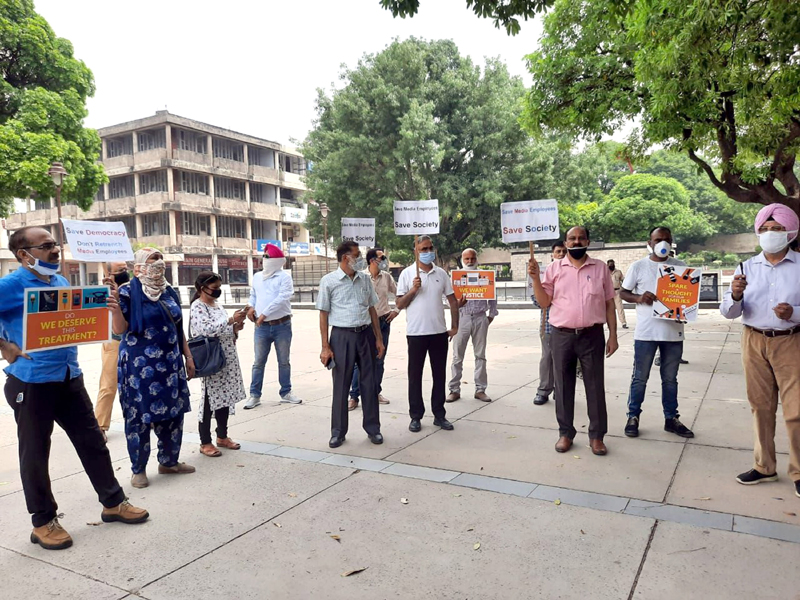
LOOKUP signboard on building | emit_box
[451,270,496,300]
[500,200,560,243]
[288,242,310,256]
[182,256,260,269]
[393,200,439,235]
[281,206,307,223]
[61,219,134,262]
[255,239,282,253]
[341,218,376,246]
[23,285,111,352]
[653,265,702,322]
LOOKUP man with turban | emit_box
[721,203,800,500]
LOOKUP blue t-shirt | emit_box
[0,268,81,383]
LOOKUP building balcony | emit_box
[135,148,169,167]
[104,155,134,172]
[172,192,213,212]
[215,198,249,217]
[280,170,306,190]
[82,197,137,219]
[178,235,213,251]
[138,234,172,249]
[173,149,211,166]
[136,191,171,213]
[249,165,280,180]
[216,237,251,251]
[213,157,247,174]
[251,202,281,221]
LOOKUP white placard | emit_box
[61,219,134,262]
[393,200,439,235]
[500,199,560,243]
[341,218,376,246]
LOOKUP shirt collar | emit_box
[753,250,798,265]
[559,255,593,269]
[17,266,51,284]
[336,267,363,281]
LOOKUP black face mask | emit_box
[205,288,222,299]
[114,271,130,285]
[608,265,615,272]
[568,246,588,260]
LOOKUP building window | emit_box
[109,175,135,199]
[250,183,278,204]
[33,196,51,211]
[176,129,207,154]
[252,219,275,239]
[279,153,306,175]
[106,135,133,158]
[216,215,246,239]
[214,177,246,200]
[179,171,209,195]
[139,171,168,194]
[106,216,136,239]
[213,138,244,162]
[248,146,275,168]
[181,212,211,236]
[137,128,166,152]
[142,213,170,237]
[94,186,105,203]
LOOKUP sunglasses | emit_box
[23,242,59,252]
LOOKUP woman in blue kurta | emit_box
[111,248,196,489]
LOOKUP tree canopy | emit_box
[0,0,106,216]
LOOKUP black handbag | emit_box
[186,306,227,378]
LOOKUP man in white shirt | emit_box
[619,226,693,438]
[396,235,459,432]
[244,243,302,408]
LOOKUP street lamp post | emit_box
[320,202,329,272]
[47,162,68,274]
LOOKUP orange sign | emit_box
[653,266,702,323]
[23,286,111,352]
[451,270,496,301]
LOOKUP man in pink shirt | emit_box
[529,226,619,456]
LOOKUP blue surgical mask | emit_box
[25,253,60,277]
[419,251,436,265]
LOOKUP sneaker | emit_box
[30,518,72,550]
[378,394,390,405]
[533,394,549,406]
[624,416,639,437]
[243,396,261,410]
[736,469,778,485]
[664,417,694,438]
[280,392,302,404]
[101,499,149,524]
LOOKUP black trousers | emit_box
[198,391,230,445]
[4,374,125,527]
[407,332,449,421]
[551,324,608,440]
[330,327,381,437]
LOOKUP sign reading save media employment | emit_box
[61,219,134,262]
[653,265,702,323]
[23,286,111,352]
[500,199,560,243]
[393,200,439,235]
[341,218,376,246]
[451,270,496,301]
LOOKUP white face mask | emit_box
[758,231,792,254]
[648,241,671,258]
[262,257,285,278]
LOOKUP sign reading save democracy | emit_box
[653,265,702,323]
[341,218,376,246]
[393,200,439,235]
[23,285,111,352]
[61,219,134,262]
[500,200,560,243]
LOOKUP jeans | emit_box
[627,340,683,420]
[350,317,391,398]
[250,320,292,398]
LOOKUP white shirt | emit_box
[622,257,686,342]
[248,269,293,321]
[397,264,454,336]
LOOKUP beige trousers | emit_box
[613,291,627,326]
[94,340,120,431]
[742,328,800,482]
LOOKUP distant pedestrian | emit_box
[532,241,566,405]
[607,259,628,329]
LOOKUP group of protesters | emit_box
[1,201,798,551]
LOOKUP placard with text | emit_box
[61,218,134,262]
[451,270,496,300]
[393,200,439,235]
[23,286,111,352]
[500,200,559,243]
[341,218,376,246]
[653,266,702,322]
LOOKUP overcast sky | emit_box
[35,0,544,146]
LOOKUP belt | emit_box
[334,324,371,333]
[265,315,291,326]
[552,324,603,335]
[379,313,392,322]
[746,325,800,338]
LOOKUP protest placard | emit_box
[61,219,134,262]
[653,265,702,322]
[393,200,439,235]
[500,200,560,244]
[341,218,376,246]
[23,285,111,352]
[451,270,496,300]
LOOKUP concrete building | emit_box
[5,111,309,291]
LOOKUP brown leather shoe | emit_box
[590,439,608,456]
[101,499,150,524]
[216,437,241,450]
[446,392,461,403]
[474,391,492,402]
[158,462,196,475]
[348,397,358,411]
[131,472,149,489]
[31,518,73,550]
[378,394,390,405]
[555,436,573,453]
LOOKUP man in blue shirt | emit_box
[0,227,148,550]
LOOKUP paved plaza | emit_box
[1,307,800,599]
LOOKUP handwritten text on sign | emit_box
[341,218,376,246]
[61,219,134,262]
[393,200,440,235]
[451,270,496,301]
[653,266,702,323]
[500,200,560,243]
[23,286,111,352]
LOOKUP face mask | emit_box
[25,253,60,277]
[419,251,436,265]
[567,246,588,260]
[113,271,130,285]
[649,241,671,259]
[205,288,222,299]
[262,257,285,278]
[349,256,367,272]
[759,231,792,254]
[142,260,166,281]
[608,265,615,272]
[377,258,389,272]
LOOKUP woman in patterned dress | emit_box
[110,248,196,489]
[189,271,247,457]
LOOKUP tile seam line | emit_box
[627,520,660,600]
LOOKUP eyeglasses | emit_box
[758,226,786,233]
[23,242,59,252]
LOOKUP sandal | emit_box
[200,444,222,457]
[216,438,241,450]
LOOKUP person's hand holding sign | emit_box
[527,258,540,279]
[638,291,658,305]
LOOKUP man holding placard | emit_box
[0,227,148,550]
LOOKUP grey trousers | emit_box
[449,313,489,393]
[537,332,555,397]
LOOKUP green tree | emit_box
[522,0,800,215]
[593,174,713,244]
[0,0,106,217]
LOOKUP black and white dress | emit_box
[189,300,246,421]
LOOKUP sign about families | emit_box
[500,200,560,243]
[652,265,702,322]
[61,219,134,262]
[341,218,376,246]
[23,285,111,352]
[451,270,496,301]
[393,200,440,235]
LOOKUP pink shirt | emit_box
[542,256,616,329]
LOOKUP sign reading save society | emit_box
[393,200,439,235]
[500,200,560,243]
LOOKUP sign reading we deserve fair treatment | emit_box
[23,286,111,352]
[393,200,439,235]
[500,200,560,243]
[451,270,496,301]
[61,219,134,262]
[341,218,376,246]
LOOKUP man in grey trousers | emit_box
[533,241,566,405]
